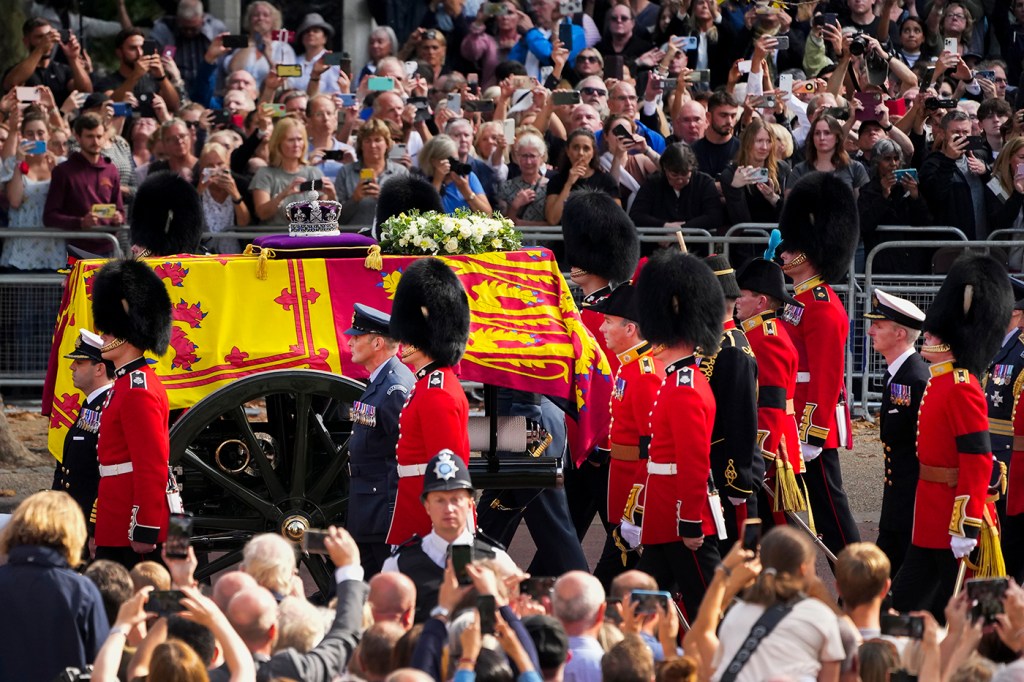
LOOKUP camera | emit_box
[849,33,868,56]
[448,157,473,176]
[54,668,92,682]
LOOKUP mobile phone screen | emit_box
[477,595,497,634]
[165,512,193,559]
[451,544,473,585]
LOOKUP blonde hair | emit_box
[835,542,891,609]
[244,0,283,32]
[131,561,172,592]
[736,118,781,192]
[0,491,87,568]
[993,135,1024,194]
[149,639,210,682]
[418,134,459,177]
[475,121,505,157]
[768,122,794,158]
[199,141,229,165]
[268,117,309,168]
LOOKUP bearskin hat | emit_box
[389,258,470,366]
[562,189,639,285]
[130,171,205,256]
[374,175,444,229]
[923,254,1012,377]
[637,250,723,355]
[778,172,859,283]
[91,259,173,355]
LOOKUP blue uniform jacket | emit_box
[348,355,416,543]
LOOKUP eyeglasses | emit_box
[945,12,967,19]
[580,86,608,96]
[610,14,632,22]
[612,94,638,102]
[995,77,1009,84]
[577,54,601,63]
[166,133,190,143]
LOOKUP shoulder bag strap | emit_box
[719,598,803,682]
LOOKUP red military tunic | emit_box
[743,311,803,473]
[606,342,664,525]
[782,275,851,450]
[578,286,620,464]
[912,361,996,548]
[1010,380,1024,516]
[386,364,470,545]
[641,356,717,544]
[95,357,170,547]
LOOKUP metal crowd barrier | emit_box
[0,231,123,387]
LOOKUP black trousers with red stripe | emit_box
[636,536,720,622]
[803,448,860,559]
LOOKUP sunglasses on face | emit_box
[580,86,607,96]
[577,54,601,63]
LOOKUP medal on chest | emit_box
[781,303,804,326]
[991,364,1014,386]
[350,401,377,427]
[889,383,911,407]
[613,376,627,401]
[77,407,101,434]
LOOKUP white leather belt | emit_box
[796,372,811,383]
[98,462,134,477]
[397,463,428,477]
[647,462,677,475]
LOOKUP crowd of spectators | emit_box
[5,489,1024,681]
[5,0,1024,273]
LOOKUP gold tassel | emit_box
[242,244,272,280]
[775,456,806,513]
[364,244,383,271]
[1000,461,1008,497]
[969,508,1007,578]
[800,476,817,534]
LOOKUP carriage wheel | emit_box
[168,369,365,596]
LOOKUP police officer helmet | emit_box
[421,449,473,500]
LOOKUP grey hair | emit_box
[552,571,605,626]
[240,533,297,595]
[418,134,459,174]
[370,26,399,56]
[870,138,904,170]
[177,0,204,21]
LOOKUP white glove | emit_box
[801,443,823,462]
[728,496,747,506]
[620,520,642,549]
[951,535,978,559]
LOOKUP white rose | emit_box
[445,237,459,253]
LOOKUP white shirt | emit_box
[887,347,916,381]
[380,529,517,574]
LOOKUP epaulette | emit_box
[764,319,778,336]
[427,369,445,389]
[676,366,694,387]
[129,370,148,389]
[721,329,738,348]
[954,368,972,384]
[639,356,656,375]
[387,383,409,396]
[812,285,831,302]
[391,534,422,555]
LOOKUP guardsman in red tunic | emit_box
[891,254,1012,618]
[385,257,471,546]
[635,250,725,621]
[91,259,173,568]
[561,190,640,549]
[735,257,806,528]
[588,283,664,586]
[778,172,861,558]
[699,254,761,553]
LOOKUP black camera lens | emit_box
[849,37,867,56]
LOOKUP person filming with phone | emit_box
[382,449,515,623]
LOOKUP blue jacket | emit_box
[0,545,109,682]
[594,121,667,154]
[347,355,416,543]
[508,25,586,79]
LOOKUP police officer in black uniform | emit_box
[381,449,516,623]
[700,255,761,553]
[343,303,416,576]
[865,289,929,577]
[52,328,114,523]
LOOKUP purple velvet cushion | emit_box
[251,233,378,259]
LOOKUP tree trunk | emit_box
[0,394,31,465]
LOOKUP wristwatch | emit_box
[429,605,450,621]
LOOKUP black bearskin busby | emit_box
[374,175,445,229]
[778,172,859,283]
[389,258,470,366]
[91,259,173,355]
[923,254,1013,377]
[130,171,205,256]
[637,250,723,356]
[562,189,639,285]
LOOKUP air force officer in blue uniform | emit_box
[345,303,416,575]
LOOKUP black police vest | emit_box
[395,536,500,623]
